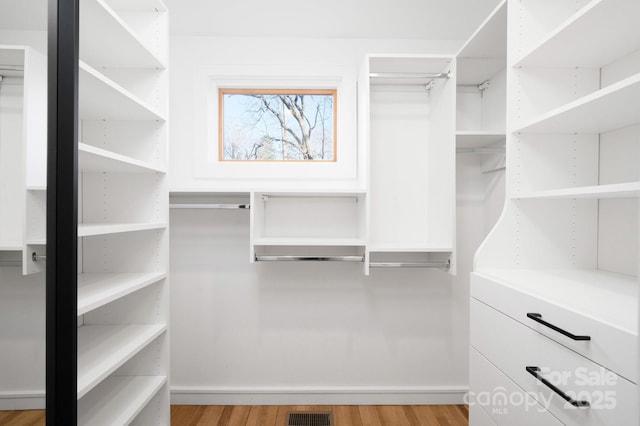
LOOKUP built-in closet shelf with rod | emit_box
[514,73,640,134]
[77,324,166,399]
[78,375,167,426]
[78,223,166,237]
[513,0,640,68]
[77,272,167,316]
[0,45,46,274]
[79,143,166,174]
[515,182,640,200]
[79,61,165,121]
[80,0,167,69]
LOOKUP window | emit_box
[218,88,336,161]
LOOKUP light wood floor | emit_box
[0,405,468,425]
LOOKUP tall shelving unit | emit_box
[455,0,507,235]
[0,45,47,275]
[75,0,169,423]
[455,0,506,164]
[360,55,456,275]
[471,0,639,423]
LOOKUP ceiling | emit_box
[159,0,500,40]
[0,0,501,41]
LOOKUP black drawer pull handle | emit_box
[526,313,590,341]
[526,366,590,407]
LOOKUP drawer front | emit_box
[470,347,564,426]
[471,273,637,383]
[471,298,638,426]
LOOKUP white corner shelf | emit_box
[79,61,166,121]
[79,223,166,237]
[78,375,167,426]
[514,0,640,68]
[477,269,638,333]
[515,72,640,134]
[79,143,166,174]
[515,182,640,200]
[457,0,507,59]
[78,271,167,316]
[456,131,506,148]
[253,237,365,247]
[456,1,506,86]
[80,0,166,69]
[77,324,166,399]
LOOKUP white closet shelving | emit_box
[455,0,507,152]
[250,191,366,262]
[360,55,456,275]
[0,45,47,275]
[472,0,639,423]
[478,0,640,283]
[77,0,169,423]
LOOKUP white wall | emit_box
[169,156,501,404]
[169,35,504,398]
[169,36,461,192]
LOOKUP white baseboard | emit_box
[0,391,45,410]
[170,386,468,405]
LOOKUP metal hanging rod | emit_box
[169,203,250,209]
[369,71,451,80]
[0,65,24,71]
[32,253,47,262]
[255,255,364,262]
[369,260,450,270]
[482,166,506,174]
[0,252,45,267]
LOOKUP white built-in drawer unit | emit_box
[471,273,638,425]
[471,271,638,383]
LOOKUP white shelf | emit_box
[79,143,165,174]
[26,186,46,191]
[80,0,165,69]
[515,182,640,200]
[78,375,166,426]
[514,0,640,68]
[457,0,507,59]
[77,324,166,398]
[79,223,166,237]
[0,243,23,251]
[107,0,168,11]
[79,61,165,121]
[515,72,640,134]
[368,245,453,253]
[78,271,167,316]
[456,131,506,148]
[253,237,365,247]
[477,269,638,333]
[25,239,46,245]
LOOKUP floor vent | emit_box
[286,411,333,426]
